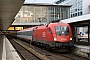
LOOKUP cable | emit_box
[54,0,60,4]
[32,0,37,4]
[54,0,59,2]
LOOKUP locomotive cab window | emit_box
[55,26,69,36]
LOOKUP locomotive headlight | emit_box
[70,37,72,40]
[54,37,57,41]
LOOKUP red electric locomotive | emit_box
[17,22,73,52]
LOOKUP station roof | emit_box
[0,0,25,31]
[23,3,71,7]
[61,14,90,24]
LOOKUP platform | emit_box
[1,35,21,60]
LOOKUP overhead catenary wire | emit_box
[32,0,37,4]
[52,0,59,4]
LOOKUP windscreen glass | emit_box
[55,26,69,36]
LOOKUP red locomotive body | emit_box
[16,22,73,52]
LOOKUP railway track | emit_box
[7,36,90,60]
[16,39,90,60]
[9,39,50,60]
[30,43,89,60]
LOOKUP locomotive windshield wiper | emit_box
[59,33,61,35]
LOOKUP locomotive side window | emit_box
[48,28,52,34]
[55,26,69,36]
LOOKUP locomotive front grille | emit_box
[55,42,69,47]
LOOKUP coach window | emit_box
[74,26,89,43]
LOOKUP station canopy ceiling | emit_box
[0,0,25,31]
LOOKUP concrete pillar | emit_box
[87,20,90,58]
